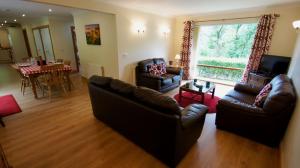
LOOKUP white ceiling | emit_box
[96,0,300,16]
[0,0,76,24]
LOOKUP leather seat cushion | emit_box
[133,87,181,115]
[89,75,112,87]
[225,90,256,105]
[110,79,136,96]
[161,74,173,86]
[172,75,181,83]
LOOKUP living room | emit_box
[1,0,300,168]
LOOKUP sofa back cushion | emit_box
[133,87,181,115]
[110,79,136,96]
[153,58,166,65]
[89,75,112,88]
[263,75,296,114]
[138,59,155,73]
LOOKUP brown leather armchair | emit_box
[135,58,183,92]
[215,75,297,147]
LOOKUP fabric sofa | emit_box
[88,76,208,167]
[215,75,296,147]
[135,58,183,92]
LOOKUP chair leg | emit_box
[48,85,52,101]
[61,82,67,95]
[0,117,5,127]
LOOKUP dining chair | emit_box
[11,64,32,95]
[56,59,64,63]
[63,60,73,88]
[40,64,67,100]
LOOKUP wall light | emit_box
[161,26,170,38]
[132,21,145,37]
[293,20,300,29]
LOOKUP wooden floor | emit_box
[0,64,279,168]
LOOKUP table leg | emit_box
[201,93,204,104]
[212,88,215,99]
[29,76,38,99]
[179,88,182,102]
[66,73,71,91]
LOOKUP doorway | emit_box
[32,25,55,62]
[22,29,32,57]
[71,26,80,72]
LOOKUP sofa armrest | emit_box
[140,73,163,80]
[166,67,183,76]
[181,104,208,128]
[218,96,265,116]
[234,82,263,95]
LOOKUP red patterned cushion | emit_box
[148,64,160,76]
[157,63,167,75]
[148,63,166,76]
[254,83,272,107]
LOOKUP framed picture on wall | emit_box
[85,24,101,45]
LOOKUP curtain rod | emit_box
[193,14,280,23]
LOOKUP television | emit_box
[257,55,291,77]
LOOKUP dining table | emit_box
[15,63,72,99]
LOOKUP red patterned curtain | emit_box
[180,21,193,80]
[242,14,277,82]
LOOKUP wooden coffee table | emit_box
[179,80,215,104]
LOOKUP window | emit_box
[194,23,257,82]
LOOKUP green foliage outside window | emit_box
[195,23,257,82]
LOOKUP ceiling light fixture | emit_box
[1,23,3,26]
[48,9,52,12]
[22,14,26,17]
[4,20,7,23]
[14,19,17,22]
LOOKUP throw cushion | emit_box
[157,63,167,75]
[148,64,166,76]
[254,83,272,107]
[148,64,160,76]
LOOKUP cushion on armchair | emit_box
[254,83,272,107]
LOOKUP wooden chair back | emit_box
[41,64,65,85]
[56,59,64,63]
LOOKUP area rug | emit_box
[0,95,22,116]
[174,92,220,113]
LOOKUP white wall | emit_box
[32,0,174,84]
[281,33,300,168]
[48,17,76,70]
[72,11,119,78]
[7,27,28,62]
[116,10,173,83]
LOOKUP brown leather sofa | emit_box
[136,58,183,92]
[88,76,208,167]
[215,75,296,147]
